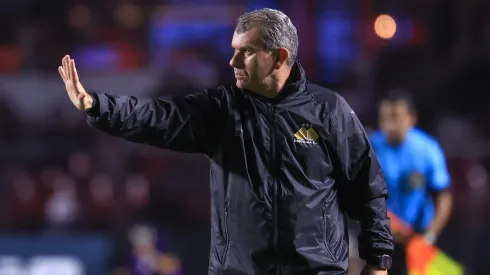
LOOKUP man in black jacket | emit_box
[58,8,393,275]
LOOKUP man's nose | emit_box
[229,53,242,68]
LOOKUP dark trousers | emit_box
[389,243,408,275]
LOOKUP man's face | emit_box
[379,101,416,143]
[230,27,276,91]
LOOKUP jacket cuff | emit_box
[358,241,394,262]
[85,91,100,117]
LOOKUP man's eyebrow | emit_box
[232,44,258,51]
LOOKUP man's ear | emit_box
[273,47,290,69]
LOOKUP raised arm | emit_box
[59,55,227,155]
[326,95,394,267]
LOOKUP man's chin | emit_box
[235,80,248,89]
[386,135,405,145]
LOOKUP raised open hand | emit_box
[58,55,93,111]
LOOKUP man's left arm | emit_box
[326,96,394,267]
[425,142,452,243]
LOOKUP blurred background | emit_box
[0,0,489,274]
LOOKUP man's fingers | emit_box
[62,56,67,80]
[65,55,72,80]
[58,66,67,82]
[71,59,80,82]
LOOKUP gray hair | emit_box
[235,8,299,66]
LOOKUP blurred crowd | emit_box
[0,94,213,273]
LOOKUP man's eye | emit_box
[244,49,253,55]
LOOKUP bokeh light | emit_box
[374,14,397,39]
[114,4,142,29]
[68,5,91,29]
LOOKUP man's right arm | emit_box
[85,89,227,155]
[59,55,227,155]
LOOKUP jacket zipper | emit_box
[221,205,230,265]
[322,206,328,248]
[269,103,279,275]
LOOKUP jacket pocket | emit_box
[321,206,337,261]
[211,203,231,267]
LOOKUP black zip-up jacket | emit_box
[85,63,393,275]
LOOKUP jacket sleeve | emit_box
[85,89,227,155]
[326,95,394,261]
